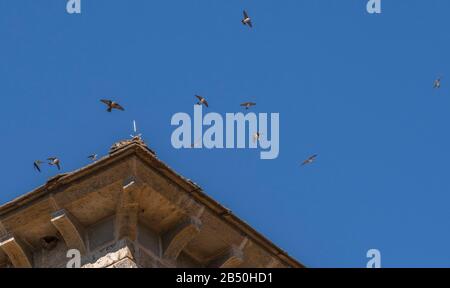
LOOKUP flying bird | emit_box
[88,154,98,162]
[100,99,125,112]
[253,132,261,143]
[195,95,209,107]
[34,160,44,172]
[241,102,256,110]
[48,157,61,170]
[301,154,318,166]
[241,10,253,28]
[434,77,442,89]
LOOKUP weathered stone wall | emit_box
[20,217,201,268]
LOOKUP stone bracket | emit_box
[51,209,87,254]
[208,245,244,268]
[0,234,32,268]
[115,177,142,241]
[162,217,202,260]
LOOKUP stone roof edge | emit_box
[0,141,305,268]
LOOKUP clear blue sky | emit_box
[1,0,450,268]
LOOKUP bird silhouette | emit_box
[241,102,256,110]
[100,99,125,112]
[434,77,442,89]
[241,10,253,28]
[47,157,61,170]
[34,160,44,172]
[253,132,262,143]
[195,95,209,107]
[301,154,318,166]
[88,154,98,162]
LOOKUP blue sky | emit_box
[1,0,450,268]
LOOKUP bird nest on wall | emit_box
[109,135,155,156]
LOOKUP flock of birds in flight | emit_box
[31,11,267,174]
[31,10,445,174]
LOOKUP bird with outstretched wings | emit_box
[88,154,98,162]
[101,99,125,112]
[34,160,44,172]
[301,154,318,166]
[195,95,209,107]
[434,77,442,89]
[241,102,256,109]
[242,10,253,28]
[48,157,61,170]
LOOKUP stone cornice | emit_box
[0,139,304,268]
